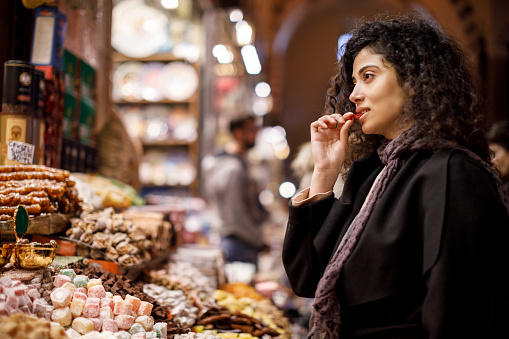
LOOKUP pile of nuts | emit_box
[65,208,158,266]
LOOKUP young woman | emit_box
[282,14,509,339]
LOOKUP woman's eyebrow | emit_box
[353,64,380,78]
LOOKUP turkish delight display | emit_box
[72,264,189,336]
[45,268,170,338]
[0,272,56,319]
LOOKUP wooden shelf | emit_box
[113,96,197,105]
[141,183,192,188]
[141,140,194,147]
[113,51,201,196]
[112,51,186,62]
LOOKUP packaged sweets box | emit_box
[31,6,68,72]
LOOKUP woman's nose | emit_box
[349,85,364,104]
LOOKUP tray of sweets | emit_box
[0,213,71,234]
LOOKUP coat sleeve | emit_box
[282,195,336,297]
[422,151,509,338]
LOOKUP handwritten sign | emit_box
[7,140,35,164]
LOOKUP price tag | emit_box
[7,140,35,164]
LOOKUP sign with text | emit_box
[7,140,35,164]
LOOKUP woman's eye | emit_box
[363,73,374,81]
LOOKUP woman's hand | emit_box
[309,113,354,196]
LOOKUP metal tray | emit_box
[0,213,71,234]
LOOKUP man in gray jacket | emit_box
[202,114,268,267]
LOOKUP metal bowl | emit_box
[1,243,15,268]
[12,241,57,269]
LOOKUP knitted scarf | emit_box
[308,127,509,338]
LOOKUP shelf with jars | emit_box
[112,52,200,195]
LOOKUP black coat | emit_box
[283,150,509,338]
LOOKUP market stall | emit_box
[0,164,292,338]
[0,0,294,338]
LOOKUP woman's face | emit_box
[349,47,406,139]
[490,143,509,179]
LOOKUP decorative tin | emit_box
[0,114,35,165]
[32,69,46,118]
[2,60,34,114]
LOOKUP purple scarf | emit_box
[308,127,509,338]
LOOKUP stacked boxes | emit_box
[60,49,97,172]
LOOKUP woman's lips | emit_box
[346,112,364,120]
[346,109,369,120]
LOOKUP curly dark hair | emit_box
[324,13,491,170]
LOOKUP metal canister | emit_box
[2,61,34,114]
[0,114,34,165]
[29,69,46,164]
[29,117,45,165]
[31,69,45,118]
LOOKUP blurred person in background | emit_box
[487,120,509,191]
[202,114,268,268]
[283,13,509,338]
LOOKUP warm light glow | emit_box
[275,145,290,160]
[252,97,272,116]
[236,20,253,45]
[173,42,200,63]
[142,88,158,101]
[213,44,233,64]
[241,45,261,75]
[217,51,234,64]
[255,82,271,97]
[229,9,243,22]
[212,44,227,58]
[161,0,178,9]
[279,182,296,198]
[259,189,274,206]
[142,20,157,32]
